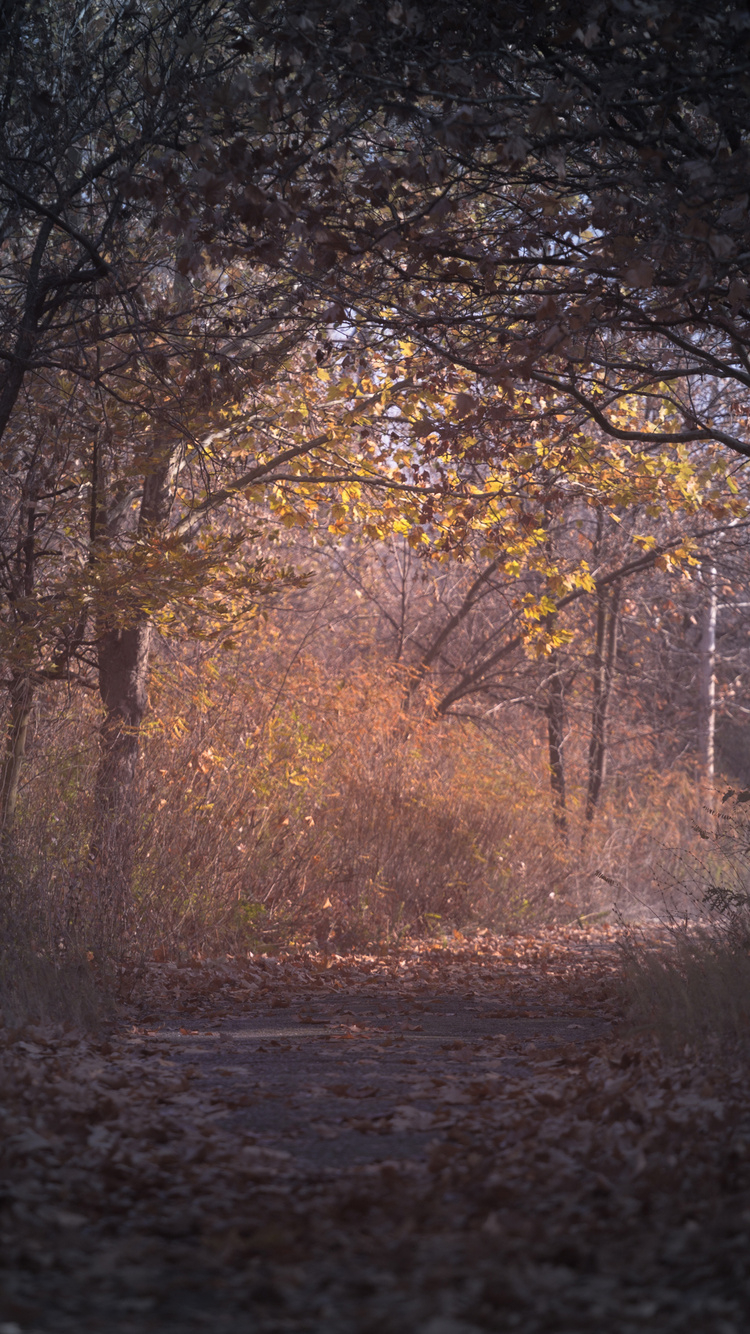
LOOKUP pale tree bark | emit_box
[584,584,621,827]
[698,562,717,817]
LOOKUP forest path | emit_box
[1,928,748,1334]
[131,928,616,1172]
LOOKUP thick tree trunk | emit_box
[0,674,34,836]
[91,619,152,903]
[585,584,620,825]
[546,653,568,842]
[698,563,717,815]
[89,445,180,908]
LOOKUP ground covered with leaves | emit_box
[1,928,748,1332]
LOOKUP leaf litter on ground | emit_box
[1,926,748,1332]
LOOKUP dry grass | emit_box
[0,632,706,1024]
[132,657,567,951]
[0,947,109,1030]
[0,855,114,1029]
[620,922,750,1051]
[619,799,750,1050]
[0,715,121,1027]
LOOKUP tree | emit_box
[0,0,255,846]
[8,0,750,888]
[698,562,718,814]
[248,0,750,795]
[0,0,382,864]
[247,2,750,466]
[316,415,748,834]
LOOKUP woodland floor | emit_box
[1,927,749,1333]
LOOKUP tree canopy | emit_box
[2,0,750,872]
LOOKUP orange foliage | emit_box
[1,606,700,962]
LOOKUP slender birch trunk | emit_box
[698,563,717,816]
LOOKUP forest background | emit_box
[3,0,750,994]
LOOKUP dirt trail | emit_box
[1,929,748,1333]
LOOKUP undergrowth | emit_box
[0,635,702,1025]
[0,856,114,1029]
[621,793,750,1050]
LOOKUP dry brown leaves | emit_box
[132,926,621,1020]
[0,928,748,1332]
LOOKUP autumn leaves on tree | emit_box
[2,0,750,914]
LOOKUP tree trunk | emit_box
[0,674,34,837]
[89,446,180,909]
[585,584,621,826]
[1,471,40,840]
[91,619,152,905]
[546,652,568,842]
[698,562,717,816]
